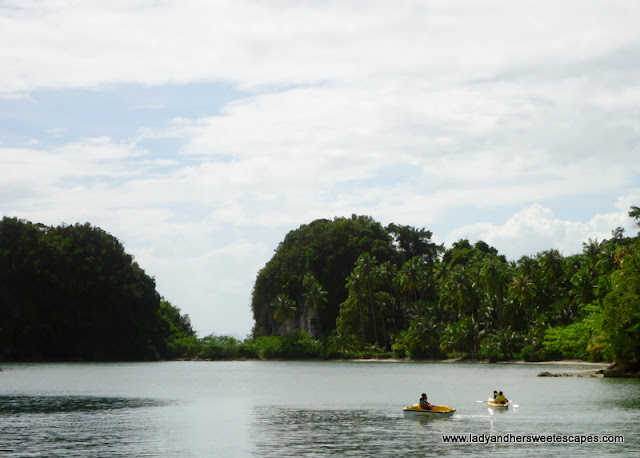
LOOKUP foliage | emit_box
[5,206,640,365]
[271,293,297,336]
[167,335,202,359]
[0,217,195,361]
[541,322,592,360]
[250,336,282,359]
[280,330,322,358]
[199,335,241,359]
[245,331,321,359]
[601,238,640,364]
[251,216,441,340]
[394,315,444,359]
[327,325,360,359]
[248,208,640,365]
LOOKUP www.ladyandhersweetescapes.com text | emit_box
[442,433,624,444]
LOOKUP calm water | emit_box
[0,361,638,456]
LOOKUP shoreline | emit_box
[306,357,625,377]
[340,357,610,367]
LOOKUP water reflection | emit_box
[598,379,640,410]
[0,395,174,457]
[251,406,451,457]
[0,395,167,414]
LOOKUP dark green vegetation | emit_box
[0,216,322,362]
[3,208,639,370]
[0,217,195,361]
[252,211,640,369]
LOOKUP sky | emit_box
[1,0,639,338]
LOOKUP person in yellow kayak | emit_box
[419,393,432,410]
[495,391,508,404]
[493,390,498,400]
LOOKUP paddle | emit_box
[476,399,519,407]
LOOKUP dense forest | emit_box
[0,217,195,361]
[2,208,639,371]
[251,210,640,371]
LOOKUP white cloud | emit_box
[2,1,640,335]
[447,201,640,260]
[2,1,640,95]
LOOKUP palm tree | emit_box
[328,325,357,359]
[479,256,508,330]
[402,315,439,358]
[397,256,429,303]
[508,271,537,330]
[629,205,640,225]
[348,254,389,348]
[582,238,601,284]
[536,249,566,310]
[441,265,477,319]
[569,268,594,309]
[495,325,520,359]
[302,273,327,338]
[271,294,297,336]
[345,270,367,350]
[516,255,539,280]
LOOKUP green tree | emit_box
[507,268,537,330]
[478,255,509,331]
[327,325,358,358]
[251,215,393,337]
[344,265,368,350]
[302,273,328,338]
[386,223,443,265]
[0,217,194,361]
[271,294,297,336]
[396,256,430,304]
[601,238,640,365]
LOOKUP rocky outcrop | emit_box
[537,360,640,378]
[537,370,603,378]
[603,360,640,378]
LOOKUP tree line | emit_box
[0,217,195,361]
[251,210,640,369]
[2,208,639,369]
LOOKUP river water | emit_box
[0,360,638,456]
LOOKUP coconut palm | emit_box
[302,273,328,338]
[508,271,537,330]
[345,270,367,349]
[271,294,297,336]
[347,254,390,348]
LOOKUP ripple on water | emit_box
[0,395,168,414]
[0,395,174,457]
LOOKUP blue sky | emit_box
[2,0,639,338]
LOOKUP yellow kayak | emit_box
[403,404,456,419]
[487,398,509,408]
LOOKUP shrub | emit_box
[542,322,591,360]
[167,335,202,359]
[237,341,259,359]
[252,335,282,359]
[199,335,240,359]
[280,330,321,358]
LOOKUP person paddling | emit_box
[495,391,508,404]
[419,393,432,410]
